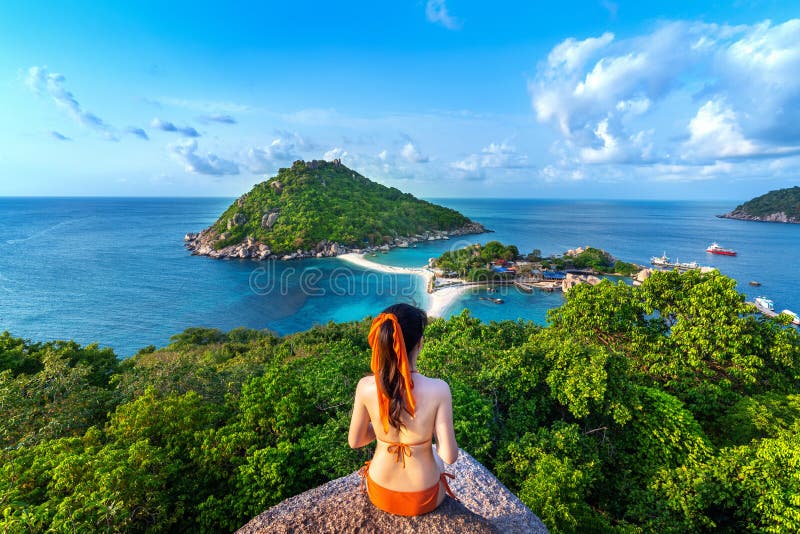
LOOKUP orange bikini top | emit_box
[376,436,432,468]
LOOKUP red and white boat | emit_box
[706,242,737,256]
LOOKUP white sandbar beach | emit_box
[337,253,471,318]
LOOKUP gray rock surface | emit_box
[719,210,799,224]
[237,449,547,534]
[185,221,486,262]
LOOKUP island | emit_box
[718,186,800,224]
[428,242,642,296]
[185,159,486,260]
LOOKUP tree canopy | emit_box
[2,270,799,532]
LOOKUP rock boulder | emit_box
[237,449,546,534]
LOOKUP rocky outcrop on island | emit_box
[562,272,602,293]
[718,186,800,224]
[236,449,547,534]
[186,159,486,261]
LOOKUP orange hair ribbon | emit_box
[367,313,416,433]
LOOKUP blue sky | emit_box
[1,1,799,200]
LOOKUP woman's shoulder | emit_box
[416,375,451,397]
[356,374,376,393]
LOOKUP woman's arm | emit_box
[433,381,458,464]
[348,378,376,448]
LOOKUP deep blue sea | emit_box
[1,197,797,357]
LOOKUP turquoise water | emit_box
[376,199,800,324]
[0,197,797,356]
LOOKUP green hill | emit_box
[720,186,800,223]
[186,159,484,259]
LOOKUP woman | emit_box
[348,303,459,516]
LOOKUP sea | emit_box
[0,197,798,357]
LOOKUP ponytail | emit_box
[376,320,408,430]
[367,304,427,432]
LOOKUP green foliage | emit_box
[570,247,613,271]
[0,338,118,449]
[613,260,639,276]
[728,185,800,220]
[434,240,519,279]
[2,270,800,532]
[207,160,475,254]
[717,393,800,446]
[496,422,609,533]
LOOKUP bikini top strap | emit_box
[375,436,432,468]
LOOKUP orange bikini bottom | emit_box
[358,461,457,516]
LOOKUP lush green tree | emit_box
[2,270,800,532]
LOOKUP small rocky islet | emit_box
[185,159,486,260]
[718,186,800,224]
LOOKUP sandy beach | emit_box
[337,253,471,318]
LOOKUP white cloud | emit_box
[150,118,200,137]
[615,97,651,115]
[26,66,116,140]
[683,99,756,159]
[401,142,429,163]
[169,139,239,176]
[547,32,614,74]
[425,0,461,30]
[451,141,529,179]
[531,18,800,180]
[539,165,586,182]
[479,142,529,168]
[324,147,349,161]
[245,133,309,173]
[579,119,622,164]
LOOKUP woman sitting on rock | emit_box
[349,303,459,516]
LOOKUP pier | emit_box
[750,301,778,318]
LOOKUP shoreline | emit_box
[184,221,487,261]
[337,253,470,318]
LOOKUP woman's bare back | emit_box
[351,372,457,491]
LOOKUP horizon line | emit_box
[0,195,745,203]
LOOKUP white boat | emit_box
[754,296,775,311]
[651,253,670,266]
[780,309,800,326]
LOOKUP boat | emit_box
[706,242,737,256]
[754,296,774,312]
[780,309,800,326]
[650,253,698,270]
[478,296,504,304]
[749,281,761,287]
[650,253,670,266]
